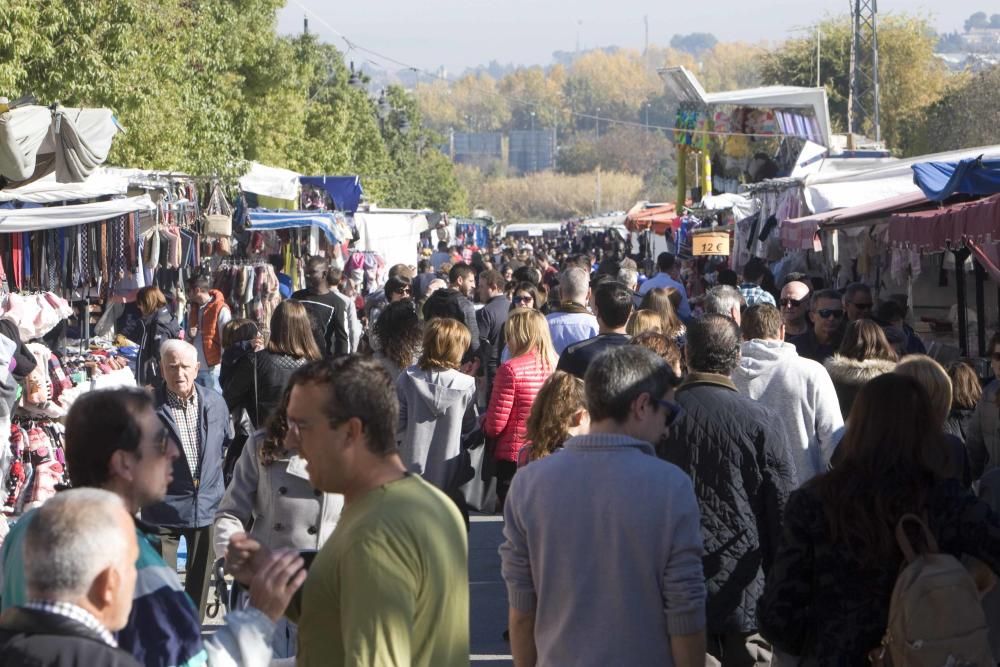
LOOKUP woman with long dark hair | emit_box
[223,300,321,430]
[758,373,1000,663]
[372,299,422,381]
[824,319,898,419]
[134,286,180,387]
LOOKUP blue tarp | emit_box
[912,157,1000,202]
[245,210,342,244]
[300,175,363,213]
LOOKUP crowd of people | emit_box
[3,231,1000,666]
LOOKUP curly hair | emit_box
[258,383,293,467]
[374,299,422,371]
[525,371,586,462]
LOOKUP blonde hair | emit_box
[525,371,586,461]
[504,308,557,368]
[418,318,470,371]
[136,286,167,317]
[626,309,664,337]
[894,355,952,428]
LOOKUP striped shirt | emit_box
[166,389,201,481]
[24,600,117,647]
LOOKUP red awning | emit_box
[888,194,1000,252]
[625,203,677,234]
[785,191,930,228]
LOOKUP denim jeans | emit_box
[196,366,222,394]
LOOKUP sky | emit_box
[276,0,987,74]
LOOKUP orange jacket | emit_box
[189,290,228,367]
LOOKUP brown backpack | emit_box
[869,514,993,666]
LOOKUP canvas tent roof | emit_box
[239,162,301,201]
[0,195,154,232]
[0,105,123,187]
[912,158,1000,202]
[659,66,833,147]
[245,210,343,244]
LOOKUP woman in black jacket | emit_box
[134,287,180,387]
[758,373,1000,664]
[223,300,320,430]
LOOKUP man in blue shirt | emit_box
[638,253,692,320]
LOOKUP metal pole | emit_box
[816,26,822,87]
[595,109,600,140]
[956,249,971,356]
[975,258,987,356]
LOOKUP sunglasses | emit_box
[779,297,804,308]
[513,295,534,304]
[656,399,685,429]
[849,302,873,310]
[816,308,844,320]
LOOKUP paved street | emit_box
[470,514,513,665]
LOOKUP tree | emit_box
[497,66,569,132]
[670,33,718,56]
[992,14,1000,28]
[966,12,990,31]
[760,14,949,155]
[911,65,998,154]
[563,49,662,129]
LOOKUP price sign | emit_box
[692,232,731,256]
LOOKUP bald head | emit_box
[160,340,199,397]
[779,281,811,331]
[781,281,810,301]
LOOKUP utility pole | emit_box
[303,15,309,35]
[816,26,822,87]
[848,0,881,145]
[595,108,600,140]
[643,15,649,57]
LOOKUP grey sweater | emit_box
[500,433,706,667]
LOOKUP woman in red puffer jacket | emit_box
[485,308,557,508]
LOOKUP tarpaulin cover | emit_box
[239,162,301,202]
[0,195,154,232]
[353,211,428,269]
[912,158,1000,202]
[0,105,122,185]
[888,194,1000,252]
[625,203,677,234]
[246,210,342,244]
[300,175,363,213]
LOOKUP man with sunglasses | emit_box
[659,314,794,666]
[789,289,845,364]
[778,281,811,338]
[501,346,707,667]
[0,388,297,667]
[842,282,874,322]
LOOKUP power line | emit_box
[287,0,798,141]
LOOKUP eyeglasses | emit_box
[849,302,873,310]
[656,399,685,429]
[394,286,411,295]
[816,308,844,320]
[779,297,804,308]
[148,427,173,457]
[513,295,534,304]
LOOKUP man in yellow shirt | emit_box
[225,356,469,667]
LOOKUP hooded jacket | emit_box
[823,354,897,419]
[659,372,795,634]
[396,366,476,492]
[732,339,843,485]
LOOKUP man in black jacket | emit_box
[0,488,142,667]
[659,313,794,667]
[476,269,510,399]
[291,255,350,358]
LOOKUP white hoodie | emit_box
[732,338,844,486]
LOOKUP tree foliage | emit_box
[913,65,999,154]
[0,0,466,210]
[670,33,718,56]
[760,14,949,154]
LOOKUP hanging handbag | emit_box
[203,183,233,237]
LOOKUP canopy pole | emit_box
[955,248,971,357]
[975,259,987,357]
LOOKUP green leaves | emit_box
[0,0,467,211]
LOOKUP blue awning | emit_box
[300,175,363,213]
[245,210,342,244]
[912,157,1000,202]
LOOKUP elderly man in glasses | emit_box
[789,289,845,364]
[778,281,811,338]
[660,314,794,666]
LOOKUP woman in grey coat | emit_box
[213,388,343,659]
[396,318,477,513]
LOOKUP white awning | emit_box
[0,195,155,232]
[0,166,143,203]
[0,105,123,185]
[239,161,301,201]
